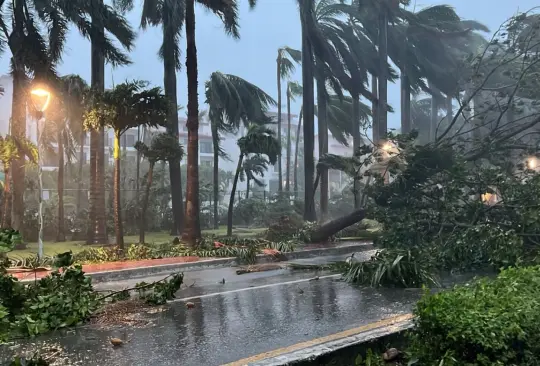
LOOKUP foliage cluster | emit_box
[0,229,22,253]
[0,250,185,343]
[409,266,540,365]
[71,237,295,266]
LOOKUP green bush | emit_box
[410,265,540,365]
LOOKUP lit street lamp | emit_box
[30,86,51,259]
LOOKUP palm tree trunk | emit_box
[183,0,201,244]
[286,88,292,192]
[140,162,154,244]
[76,130,85,216]
[227,154,244,236]
[377,9,388,143]
[246,177,250,199]
[316,73,328,221]
[87,130,97,243]
[371,75,379,142]
[136,126,141,221]
[113,132,124,249]
[90,8,108,244]
[277,57,283,192]
[10,63,26,233]
[2,166,11,228]
[352,95,362,209]
[211,120,220,229]
[300,0,317,222]
[400,71,411,134]
[56,130,66,242]
[163,23,184,236]
[294,107,303,199]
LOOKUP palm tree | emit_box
[241,155,269,199]
[182,0,260,244]
[286,81,302,193]
[84,81,169,249]
[227,125,280,236]
[0,0,68,232]
[205,71,276,229]
[0,136,37,229]
[117,0,186,236]
[298,0,317,221]
[42,76,85,242]
[60,0,135,244]
[277,47,302,192]
[135,133,183,244]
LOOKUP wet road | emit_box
[1,273,419,366]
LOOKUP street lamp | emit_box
[527,156,538,170]
[30,86,51,259]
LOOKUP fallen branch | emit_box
[98,273,177,301]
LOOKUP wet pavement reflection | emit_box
[1,277,419,366]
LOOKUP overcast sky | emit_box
[0,0,536,131]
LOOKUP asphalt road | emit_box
[2,252,421,366]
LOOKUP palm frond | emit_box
[197,0,240,38]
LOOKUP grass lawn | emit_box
[10,226,268,258]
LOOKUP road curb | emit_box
[40,242,372,284]
[226,314,413,366]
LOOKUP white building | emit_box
[0,74,352,195]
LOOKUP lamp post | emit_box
[30,87,51,259]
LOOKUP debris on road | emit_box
[236,263,283,275]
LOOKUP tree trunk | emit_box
[286,87,292,192]
[277,57,283,192]
[352,95,361,209]
[377,10,388,144]
[183,0,201,244]
[227,154,244,236]
[371,75,379,142]
[87,129,97,243]
[246,177,251,199]
[10,63,26,233]
[163,23,184,236]
[140,162,154,244]
[76,130,85,216]
[400,71,411,134]
[2,167,11,228]
[113,132,124,249]
[300,1,317,222]
[294,106,303,199]
[430,87,439,142]
[316,74,328,221]
[446,94,453,127]
[136,126,141,224]
[56,129,66,242]
[310,209,366,243]
[211,120,220,229]
[90,7,108,244]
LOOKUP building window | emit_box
[200,141,212,154]
[126,134,135,147]
[200,156,213,167]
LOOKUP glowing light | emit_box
[481,192,493,203]
[382,142,393,151]
[30,87,51,112]
[527,156,538,170]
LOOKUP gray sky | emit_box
[1,0,536,130]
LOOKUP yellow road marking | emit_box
[223,313,413,366]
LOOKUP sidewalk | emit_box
[10,241,373,283]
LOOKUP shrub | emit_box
[265,215,304,242]
[233,199,267,227]
[409,265,540,365]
